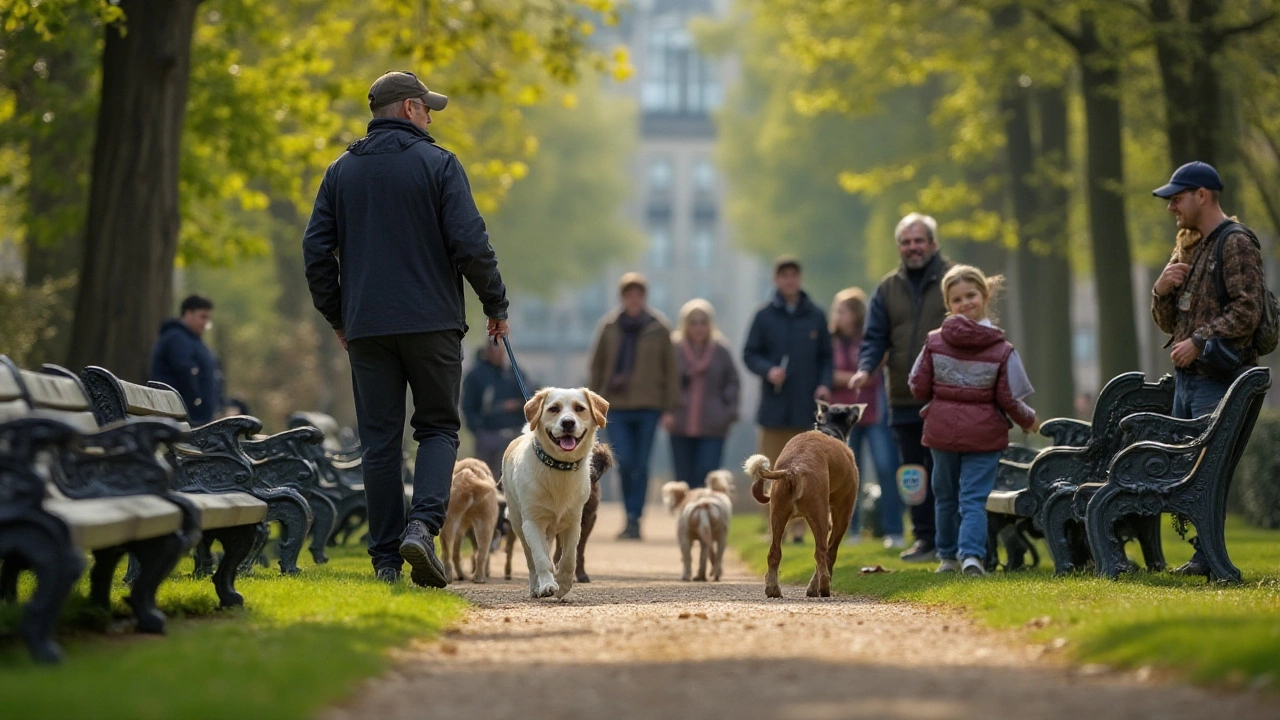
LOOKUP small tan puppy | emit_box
[502,387,609,599]
[440,458,501,583]
[744,402,863,599]
[662,470,735,582]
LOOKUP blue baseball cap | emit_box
[1152,161,1223,198]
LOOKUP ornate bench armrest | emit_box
[0,416,79,462]
[243,427,324,462]
[1117,412,1212,447]
[1040,418,1092,447]
[78,419,188,455]
[1026,445,1089,499]
[1105,439,1205,492]
[189,415,262,454]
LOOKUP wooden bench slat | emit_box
[122,382,189,420]
[19,369,92,412]
[43,495,183,551]
[178,491,268,529]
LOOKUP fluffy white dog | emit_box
[661,470,735,582]
[502,387,609,599]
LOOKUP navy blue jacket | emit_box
[149,319,221,425]
[461,356,527,433]
[742,290,834,429]
[303,118,508,341]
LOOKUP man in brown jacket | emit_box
[589,273,680,539]
[1151,161,1265,576]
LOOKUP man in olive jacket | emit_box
[588,273,680,539]
[851,213,953,562]
[304,71,509,588]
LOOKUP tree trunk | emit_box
[1033,85,1077,419]
[1151,0,1225,167]
[1078,17,1139,381]
[67,0,202,381]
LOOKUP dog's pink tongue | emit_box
[557,436,578,452]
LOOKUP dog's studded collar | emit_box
[814,424,848,442]
[533,440,581,472]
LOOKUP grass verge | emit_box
[730,514,1280,689]
[0,542,466,720]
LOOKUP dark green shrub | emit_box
[1230,409,1280,528]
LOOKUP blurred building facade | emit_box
[499,0,768,490]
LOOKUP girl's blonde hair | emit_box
[673,298,724,343]
[942,264,1005,323]
[829,287,868,339]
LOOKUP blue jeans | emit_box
[847,422,903,536]
[669,435,726,489]
[1173,369,1231,419]
[930,449,1001,561]
[606,409,662,521]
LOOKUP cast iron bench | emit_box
[984,371,1175,573]
[1085,367,1271,582]
[78,366,315,575]
[286,411,368,548]
[0,358,198,662]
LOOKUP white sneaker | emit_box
[935,559,960,573]
[883,534,905,549]
[961,556,986,576]
[844,533,864,546]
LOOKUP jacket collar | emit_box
[896,251,947,284]
[533,440,581,472]
[365,117,435,141]
[770,289,814,312]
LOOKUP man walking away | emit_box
[304,71,510,587]
[149,294,222,425]
[850,213,953,562]
[1151,161,1267,577]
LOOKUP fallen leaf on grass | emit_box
[859,565,892,574]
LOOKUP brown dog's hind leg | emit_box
[804,512,831,598]
[824,495,856,596]
[576,503,596,583]
[504,532,515,580]
[765,500,791,598]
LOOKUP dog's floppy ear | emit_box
[585,389,610,428]
[523,388,548,427]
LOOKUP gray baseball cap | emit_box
[367,71,448,112]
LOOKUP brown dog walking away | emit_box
[744,402,863,598]
[440,458,501,583]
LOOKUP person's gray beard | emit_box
[904,255,927,270]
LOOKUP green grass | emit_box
[0,542,466,720]
[730,515,1280,688]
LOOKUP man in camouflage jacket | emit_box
[1151,161,1264,576]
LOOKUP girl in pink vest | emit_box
[908,265,1038,576]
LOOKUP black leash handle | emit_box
[501,335,532,402]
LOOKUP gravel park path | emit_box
[324,504,1276,720]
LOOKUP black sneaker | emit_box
[899,540,937,563]
[616,519,641,540]
[1171,560,1210,577]
[400,520,448,588]
[375,566,402,584]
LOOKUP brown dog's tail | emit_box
[589,443,615,484]
[744,454,788,505]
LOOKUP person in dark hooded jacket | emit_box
[303,71,510,588]
[149,294,221,425]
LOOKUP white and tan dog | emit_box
[502,387,609,599]
[661,470,735,582]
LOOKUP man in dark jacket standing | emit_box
[303,71,510,587]
[850,213,953,562]
[461,342,527,482]
[150,294,222,425]
[743,256,833,541]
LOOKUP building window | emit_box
[641,21,722,116]
[647,225,671,268]
[692,225,716,269]
[648,156,673,193]
[693,158,717,193]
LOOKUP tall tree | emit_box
[67,0,201,380]
[1028,4,1141,381]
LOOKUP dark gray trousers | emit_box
[348,330,462,571]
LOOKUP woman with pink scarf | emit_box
[668,299,741,488]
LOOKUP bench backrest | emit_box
[81,366,190,429]
[0,357,98,433]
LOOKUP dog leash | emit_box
[501,335,532,402]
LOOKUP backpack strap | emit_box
[1213,221,1261,309]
